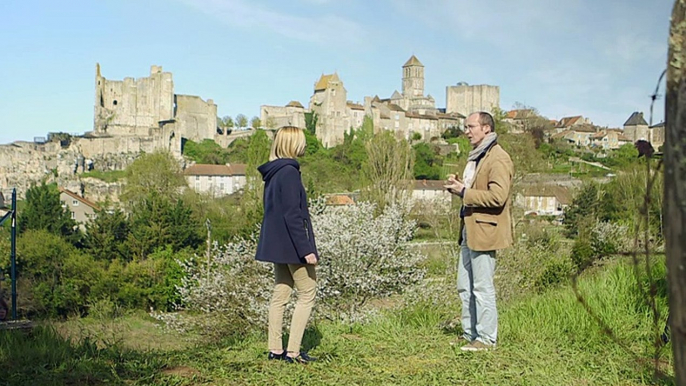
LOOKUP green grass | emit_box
[81,170,127,183]
[0,260,674,385]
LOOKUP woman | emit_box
[255,126,318,364]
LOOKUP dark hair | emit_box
[477,112,495,133]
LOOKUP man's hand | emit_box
[304,253,318,265]
[444,174,465,195]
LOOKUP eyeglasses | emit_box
[464,124,482,132]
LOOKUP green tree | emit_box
[305,112,318,135]
[126,192,203,259]
[20,182,79,243]
[564,182,604,238]
[250,116,262,129]
[236,114,248,129]
[84,207,130,261]
[121,150,186,204]
[413,142,443,180]
[183,139,228,165]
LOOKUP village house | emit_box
[503,109,537,133]
[590,129,632,150]
[555,115,592,133]
[412,180,451,203]
[59,188,100,230]
[183,163,247,197]
[622,112,665,149]
[516,185,571,217]
[552,125,597,147]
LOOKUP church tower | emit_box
[402,55,424,98]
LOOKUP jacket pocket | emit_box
[303,219,310,240]
[473,213,498,225]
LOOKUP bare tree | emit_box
[361,131,414,210]
[235,114,248,129]
[665,1,686,383]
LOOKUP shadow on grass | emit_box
[0,325,167,386]
[282,325,322,353]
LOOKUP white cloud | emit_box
[176,0,366,47]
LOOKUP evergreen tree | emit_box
[84,207,130,261]
[20,182,79,243]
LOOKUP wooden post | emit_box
[665,1,686,383]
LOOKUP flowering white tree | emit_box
[156,200,427,335]
[313,201,426,322]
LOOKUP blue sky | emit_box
[0,0,673,144]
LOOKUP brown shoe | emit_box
[449,336,470,346]
[460,340,496,352]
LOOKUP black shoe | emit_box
[285,352,317,364]
[268,351,286,360]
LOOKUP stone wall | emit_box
[446,84,500,116]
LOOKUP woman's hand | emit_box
[304,253,318,265]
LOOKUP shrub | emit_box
[312,201,426,322]
[159,200,426,336]
[16,230,102,318]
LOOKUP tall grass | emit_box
[0,258,673,385]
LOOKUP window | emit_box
[195,176,200,181]
[72,200,79,206]
[71,212,75,219]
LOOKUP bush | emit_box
[15,230,102,318]
[571,238,595,272]
[312,200,426,322]
[159,200,426,336]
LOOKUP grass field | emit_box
[0,258,674,386]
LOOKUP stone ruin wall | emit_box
[0,134,169,202]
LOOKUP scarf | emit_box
[462,133,498,188]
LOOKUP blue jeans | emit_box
[458,229,497,345]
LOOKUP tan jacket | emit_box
[459,144,514,251]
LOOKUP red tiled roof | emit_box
[326,194,355,205]
[506,109,535,119]
[58,188,100,210]
[184,163,247,176]
[286,101,304,108]
[558,116,582,127]
[521,185,571,205]
[414,180,446,191]
[347,102,364,110]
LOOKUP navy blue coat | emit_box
[255,158,318,264]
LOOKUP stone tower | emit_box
[402,55,425,98]
[309,73,350,147]
[94,64,175,136]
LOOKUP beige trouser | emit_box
[268,263,317,353]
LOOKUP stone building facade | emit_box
[94,64,221,156]
[446,83,500,116]
[262,55,464,147]
[309,73,353,147]
[184,163,247,198]
[260,101,306,130]
[622,112,664,148]
[1,64,223,200]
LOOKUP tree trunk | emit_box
[665,1,686,383]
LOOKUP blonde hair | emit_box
[269,126,307,161]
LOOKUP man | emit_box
[444,111,514,352]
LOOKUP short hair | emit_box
[269,126,307,161]
[477,111,495,133]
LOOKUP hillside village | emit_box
[0,56,662,224]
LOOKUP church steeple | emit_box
[402,55,425,97]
